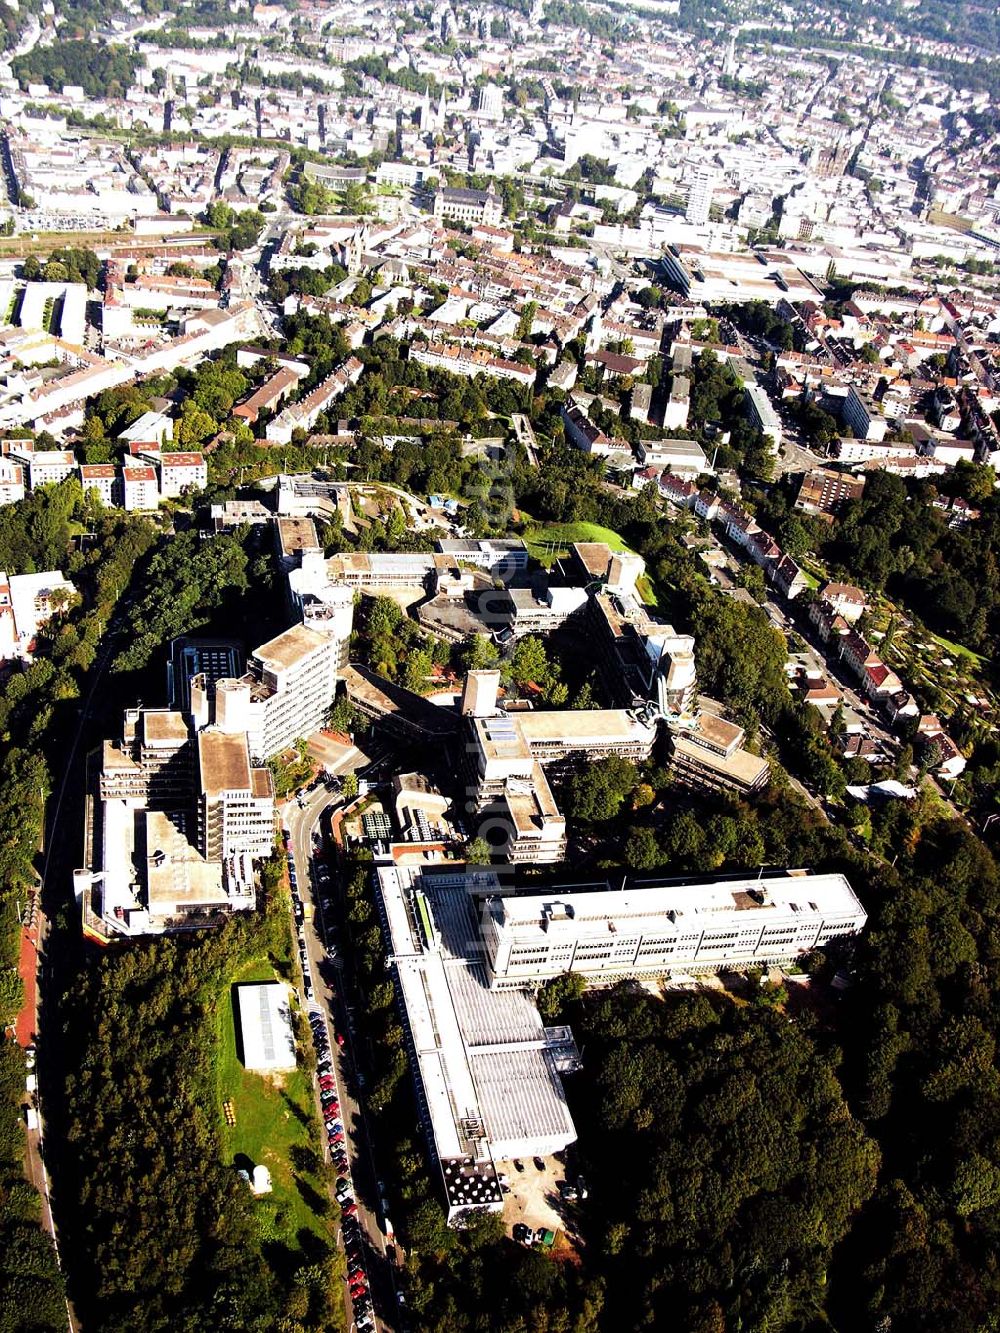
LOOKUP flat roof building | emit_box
[375,864,578,1221]
[235,981,297,1072]
[480,870,866,987]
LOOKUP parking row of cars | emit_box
[308,1004,373,1329]
[290,829,376,1333]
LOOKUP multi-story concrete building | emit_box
[197,728,275,860]
[685,167,716,226]
[591,589,698,718]
[478,82,504,122]
[159,451,207,498]
[99,708,195,809]
[374,864,578,1223]
[82,704,268,942]
[661,375,691,430]
[744,383,783,451]
[122,465,160,511]
[79,463,118,506]
[246,622,339,759]
[668,710,770,795]
[842,385,887,442]
[479,871,867,987]
[28,449,77,489]
[0,458,25,506]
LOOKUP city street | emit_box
[284,752,402,1333]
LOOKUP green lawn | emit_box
[929,631,987,666]
[215,960,333,1249]
[635,573,659,607]
[522,521,634,567]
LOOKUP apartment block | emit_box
[79,463,118,506]
[159,452,207,498]
[842,385,887,442]
[122,465,160,511]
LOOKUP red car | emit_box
[335,1031,346,1047]
[342,1201,358,1217]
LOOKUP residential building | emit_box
[744,384,782,451]
[265,358,364,443]
[28,450,77,489]
[122,465,160,511]
[561,403,612,455]
[662,374,691,429]
[842,386,887,442]
[409,342,536,387]
[795,469,866,521]
[820,582,867,623]
[79,463,117,506]
[159,452,208,498]
[0,459,25,506]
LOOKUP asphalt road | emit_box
[285,756,402,1333]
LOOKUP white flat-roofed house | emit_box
[636,437,707,476]
[235,981,297,1072]
[79,463,117,506]
[159,451,207,498]
[118,410,174,446]
[28,449,77,489]
[3,568,76,660]
[122,465,160,511]
[0,459,25,506]
[481,871,867,987]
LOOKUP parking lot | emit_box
[498,1154,582,1254]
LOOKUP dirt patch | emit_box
[497,1154,582,1258]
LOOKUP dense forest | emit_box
[0,1039,63,1332]
[11,41,138,97]
[756,465,1000,656]
[56,879,343,1332]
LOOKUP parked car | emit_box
[512,1223,532,1244]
